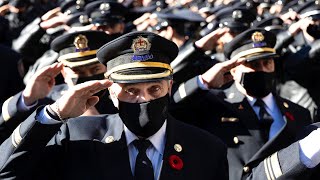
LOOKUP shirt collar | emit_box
[246,93,276,113]
[124,121,167,155]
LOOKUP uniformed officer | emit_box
[85,0,127,34]
[146,8,216,86]
[0,30,118,144]
[0,31,228,180]
[171,28,313,179]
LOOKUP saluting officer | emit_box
[0,30,118,144]
[171,28,313,180]
[0,31,228,180]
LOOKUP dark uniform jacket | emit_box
[0,109,228,180]
[171,77,313,180]
[0,84,117,144]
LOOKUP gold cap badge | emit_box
[74,34,89,51]
[131,36,151,54]
[251,32,264,42]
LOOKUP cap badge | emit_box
[131,36,153,61]
[100,3,110,11]
[252,31,266,48]
[232,10,243,19]
[79,15,89,24]
[74,35,90,52]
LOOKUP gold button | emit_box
[233,137,239,144]
[174,144,183,152]
[238,104,244,110]
[283,102,289,108]
[105,136,114,143]
[243,166,250,173]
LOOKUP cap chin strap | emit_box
[231,47,275,60]
[104,62,173,78]
[58,50,97,62]
[109,70,172,81]
[58,57,99,68]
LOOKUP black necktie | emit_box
[254,99,274,143]
[133,139,154,180]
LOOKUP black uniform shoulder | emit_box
[279,96,310,113]
[63,114,121,140]
[172,116,227,152]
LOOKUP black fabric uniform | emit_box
[171,78,312,180]
[0,108,228,180]
[0,44,24,106]
[0,83,117,144]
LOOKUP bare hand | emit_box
[51,79,113,119]
[195,27,230,51]
[23,63,63,106]
[40,11,69,30]
[288,17,313,35]
[201,57,246,89]
[41,7,61,21]
[0,4,9,16]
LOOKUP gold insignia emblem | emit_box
[251,32,264,42]
[131,36,151,54]
[174,144,183,152]
[74,35,89,50]
[283,102,289,108]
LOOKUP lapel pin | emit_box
[174,144,182,152]
[285,112,295,121]
[238,104,244,110]
[283,102,289,108]
[169,155,183,170]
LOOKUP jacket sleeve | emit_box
[0,106,63,179]
[0,92,53,144]
[245,141,310,180]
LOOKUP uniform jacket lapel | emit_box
[247,94,298,165]
[159,116,186,180]
[96,115,133,179]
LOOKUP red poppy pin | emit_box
[169,155,183,170]
[285,112,294,121]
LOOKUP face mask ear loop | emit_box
[240,72,246,87]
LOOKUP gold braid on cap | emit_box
[104,62,173,78]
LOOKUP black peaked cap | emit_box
[97,31,178,83]
[51,30,118,68]
[224,28,277,61]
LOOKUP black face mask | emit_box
[240,71,275,98]
[307,24,320,39]
[71,73,106,97]
[118,94,169,138]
